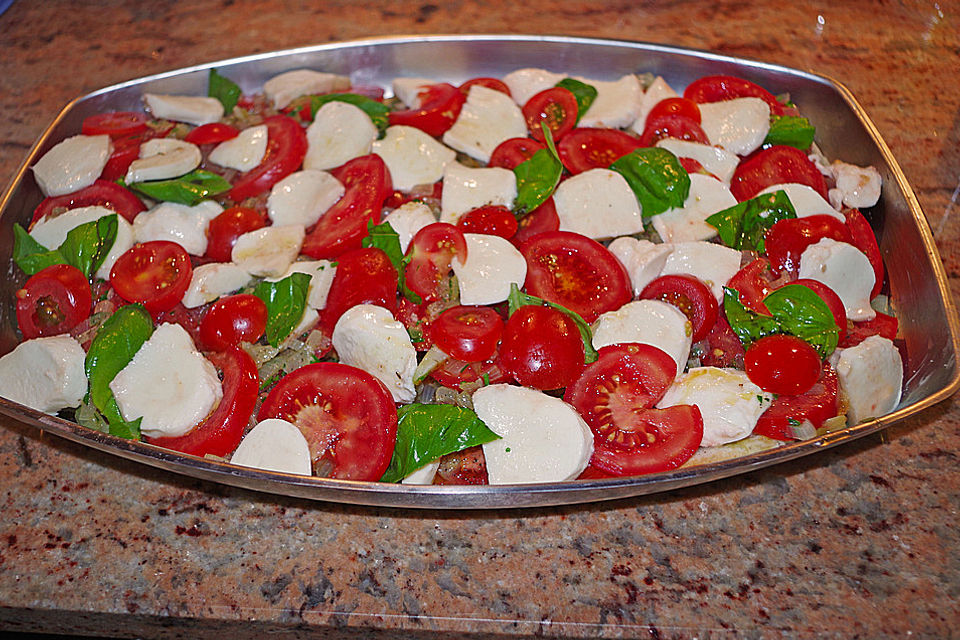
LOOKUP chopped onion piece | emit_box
[413,345,448,384]
[790,419,818,440]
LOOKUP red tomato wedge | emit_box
[404,223,468,303]
[511,197,560,247]
[82,111,149,138]
[99,132,145,182]
[388,83,465,138]
[109,241,192,315]
[184,122,240,145]
[430,353,510,390]
[16,264,92,340]
[522,87,578,142]
[843,208,885,298]
[638,114,709,148]
[640,274,718,343]
[31,180,146,226]
[520,231,632,323]
[683,74,786,116]
[301,154,393,260]
[146,348,259,458]
[257,362,398,481]
[730,145,829,202]
[456,205,518,239]
[204,205,267,263]
[459,77,511,97]
[228,115,307,202]
[727,257,780,315]
[430,305,504,363]
[753,363,839,440]
[840,311,898,348]
[647,97,701,124]
[500,305,585,390]
[556,128,643,174]
[489,137,545,170]
[764,214,853,277]
[320,247,399,334]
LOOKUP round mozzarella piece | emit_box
[372,125,456,191]
[29,205,134,280]
[473,384,594,484]
[698,97,770,156]
[230,418,313,476]
[591,299,692,375]
[798,238,876,321]
[133,200,223,256]
[759,183,845,222]
[655,138,739,184]
[574,74,643,129]
[263,69,350,110]
[125,138,202,184]
[660,241,743,302]
[303,101,378,171]
[32,134,111,197]
[607,237,673,296]
[208,124,268,172]
[231,224,305,277]
[266,260,337,310]
[0,335,87,414]
[651,173,736,243]
[442,85,527,164]
[440,163,517,225]
[502,68,566,106]
[553,168,643,239]
[391,77,436,108]
[267,169,345,228]
[657,367,773,447]
[181,263,252,308]
[628,76,680,134]
[831,161,882,209]
[831,335,903,424]
[143,93,224,125]
[383,202,437,253]
[451,233,527,305]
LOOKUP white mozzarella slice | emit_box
[32,134,111,197]
[798,238,876,321]
[474,384,593,484]
[660,241,742,302]
[655,138,739,184]
[266,260,337,310]
[303,101,378,171]
[372,125,456,191]
[125,138,202,184]
[231,224,305,278]
[440,163,517,224]
[110,323,223,439]
[267,169,345,228]
[832,161,882,209]
[607,237,673,296]
[133,200,223,256]
[230,418,313,475]
[0,335,87,414]
[831,335,903,424]
[501,68,566,106]
[591,300,692,375]
[657,367,773,447]
[575,74,643,129]
[628,76,679,134]
[29,205,133,280]
[382,202,437,253]
[332,304,417,403]
[180,263,252,309]
[759,183,845,222]
[698,97,770,156]
[652,173,736,243]
[262,69,350,110]
[442,85,527,163]
[208,124,268,172]
[401,460,441,485]
[451,233,527,305]
[143,93,224,125]
[553,168,643,239]
[392,77,436,108]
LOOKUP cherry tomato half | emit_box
[109,241,193,315]
[16,264,92,339]
[430,305,504,363]
[640,274,718,343]
[764,214,853,277]
[99,131,145,182]
[730,145,828,202]
[556,128,643,174]
[753,363,839,440]
[638,114,709,148]
[840,311,898,349]
[456,205,518,239]
[727,257,779,315]
[320,247,399,334]
[745,334,822,396]
[228,115,308,202]
[198,294,268,351]
[433,446,489,485]
[489,137,545,170]
[700,313,746,369]
[257,362,398,481]
[522,87,578,143]
[646,97,702,125]
[844,208,885,299]
[82,111,149,138]
[31,180,146,227]
[683,74,786,116]
[511,197,560,247]
[430,353,510,391]
[404,223,468,303]
[500,305,585,390]
[184,122,240,145]
[204,205,268,263]
[459,77,511,97]
[388,83,465,138]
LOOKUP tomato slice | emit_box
[753,363,839,440]
[839,311,898,348]
[430,305,504,363]
[184,122,240,145]
[204,205,268,263]
[31,180,146,226]
[500,305,585,390]
[301,154,393,260]
[638,114,709,148]
[82,111,149,138]
[388,83,465,138]
[16,264,92,339]
[730,145,829,202]
[564,343,703,476]
[556,128,643,174]
[745,334,822,396]
[764,214,853,277]
[520,230,632,323]
[257,362,398,481]
[432,446,489,485]
[683,74,786,116]
[198,294,268,351]
[511,197,560,247]
[404,223,468,303]
[646,97,702,124]
[228,115,307,202]
[489,137,545,170]
[843,208,885,299]
[146,348,259,457]
[522,87,578,143]
[320,247,399,334]
[640,274,718,343]
[109,241,193,315]
[459,77,511,97]
[456,205,518,239]
[726,257,779,315]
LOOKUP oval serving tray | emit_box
[1,34,957,509]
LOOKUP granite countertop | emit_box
[1,1,958,637]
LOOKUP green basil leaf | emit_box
[129,170,232,206]
[13,224,65,275]
[362,219,422,304]
[85,304,154,427]
[555,78,597,123]
[722,288,780,350]
[507,283,598,364]
[513,148,562,216]
[209,68,241,113]
[108,414,142,440]
[310,93,391,133]
[706,190,796,253]
[610,148,690,218]
[763,284,839,358]
[58,214,118,277]
[380,403,500,483]
[764,115,816,150]
[254,272,311,347]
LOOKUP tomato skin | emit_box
[839,311,898,348]
[146,348,259,457]
[745,334,822,395]
[301,154,393,260]
[556,128,643,174]
[730,145,829,202]
[228,115,307,202]
[459,77,511,97]
[843,208,885,299]
[31,180,146,226]
[430,353,510,390]
[432,446,489,485]
[764,214,853,277]
[257,362,398,481]
[638,114,709,148]
[489,137,545,170]
[99,132,144,182]
[727,257,778,315]
[198,294,268,351]
[647,97,702,125]
[520,231,632,323]
[522,87,578,143]
[640,274,718,343]
[500,305,585,390]
[700,313,746,369]
[184,122,240,145]
[430,305,504,363]
[404,223,468,303]
[320,247,399,334]
[16,264,92,339]
[82,111,148,138]
[109,241,193,315]
[511,197,559,247]
[753,363,839,440]
[790,278,847,342]
[456,205,518,239]
[388,83,465,138]
[204,205,268,263]
[683,74,786,116]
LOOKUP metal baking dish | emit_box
[1,35,957,509]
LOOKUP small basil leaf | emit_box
[129,170,232,206]
[309,93,391,133]
[763,284,839,358]
[723,288,780,350]
[555,78,597,123]
[362,219,422,304]
[507,283,598,364]
[108,413,142,440]
[706,190,796,253]
[380,403,500,483]
[13,224,65,275]
[764,115,816,150]
[513,148,562,216]
[610,148,690,218]
[58,214,119,277]
[254,272,311,347]
[209,68,242,113]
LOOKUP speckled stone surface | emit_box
[1,1,959,638]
